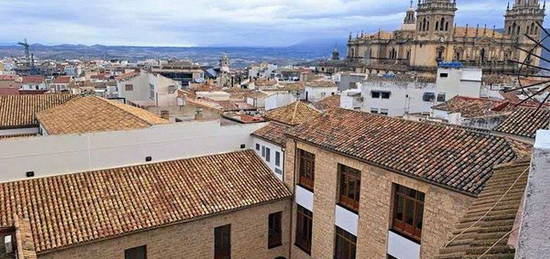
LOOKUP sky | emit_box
[0,0,548,47]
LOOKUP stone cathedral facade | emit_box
[346,0,546,74]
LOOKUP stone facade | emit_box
[39,200,291,259]
[284,140,475,259]
[347,0,546,73]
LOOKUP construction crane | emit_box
[18,39,31,66]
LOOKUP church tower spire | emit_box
[415,0,457,40]
[505,0,545,40]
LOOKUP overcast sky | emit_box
[0,0,548,47]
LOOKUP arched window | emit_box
[435,21,439,31]
[480,48,486,62]
[445,22,449,31]
[440,17,445,31]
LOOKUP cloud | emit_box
[0,0,547,47]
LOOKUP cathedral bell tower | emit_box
[415,0,457,40]
[504,0,546,41]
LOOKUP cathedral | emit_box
[346,0,546,74]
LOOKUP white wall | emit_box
[265,92,297,111]
[436,67,482,100]
[305,86,338,102]
[252,137,284,181]
[359,81,439,116]
[0,127,39,137]
[0,121,266,182]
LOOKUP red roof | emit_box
[0,75,18,81]
[0,88,19,95]
[53,76,71,84]
[21,76,45,84]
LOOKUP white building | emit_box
[117,71,181,107]
[264,92,298,111]
[251,122,292,181]
[20,76,47,91]
[304,80,338,102]
[343,67,483,117]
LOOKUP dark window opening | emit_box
[275,151,281,167]
[125,245,146,259]
[295,206,312,254]
[215,225,231,259]
[268,212,283,249]
[256,143,260,151]
[439,73,448,78]
[266,147,271,162]
[334,227,356,259]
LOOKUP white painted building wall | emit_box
[359,80,439,116]
[304,86,338,102]
[264,92,297,111]
[117,72,180,106]
[252,137,284,181]
[0,121,266,182]
[436,67,482,100]
[0,127,39,137]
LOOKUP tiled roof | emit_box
[313,95,341,111]
[36,96,168,135]
[115,71,139,81]
[0,94,77,129]
[252,121,293,147]
[432,96,512,118]
[305,79,337,88]
[21,76,45,84]
[494,107,550,139]
[0,133,36,140]
[453,26,504,39]
[265,101,321,126]
[52,76,71,84]
[0,150,291,255]
[287,109,524,195]
[436,161,530,258]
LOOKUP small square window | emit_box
[440,73,449,78]
[371,91,381,99]
[125,245,146,259]
[437,93,446,102]
[370,108,379,114]
[381,92,391,99]
[125,84,134,91]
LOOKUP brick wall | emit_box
[285,140,475,259]
[39,199,291,259]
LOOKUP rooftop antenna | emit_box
[504,21,550,115]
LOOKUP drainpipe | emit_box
[288,139,298,259]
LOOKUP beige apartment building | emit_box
[283,109,528,259]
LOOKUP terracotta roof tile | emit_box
[0,150,291,254]
[494,107,550,139]
[265,101,321,126]
[52,76,71,84]
[21,76,45,84]
[252,122,293,147]
[313,95,341,111]
[436,161,530,258]
[36,96,168,135]
[287,109,524,195]
[0,94,78,129]
[432,96,512,118]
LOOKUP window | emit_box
[215,225,231,259]
[295,206,313,254]
[439,73,448,78]
[437,93,446,102]
[266,147,271,162]
[256,143,260,151]
[168,85,176,94]
[371,91,381,98]
[381,92,391,99]
[262,146,266,157]
[370,108,379,114]
[275,151,281,167]
[380,109,389,116]
[392,185,425,242]
[297,149,315,190]
[149,84,155,100]
[125,245,146,259]
[338,164,361,212]
[268,212,283,248]
[334,227,356,259]
[422,92,436,102]
[125,84,134,91]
